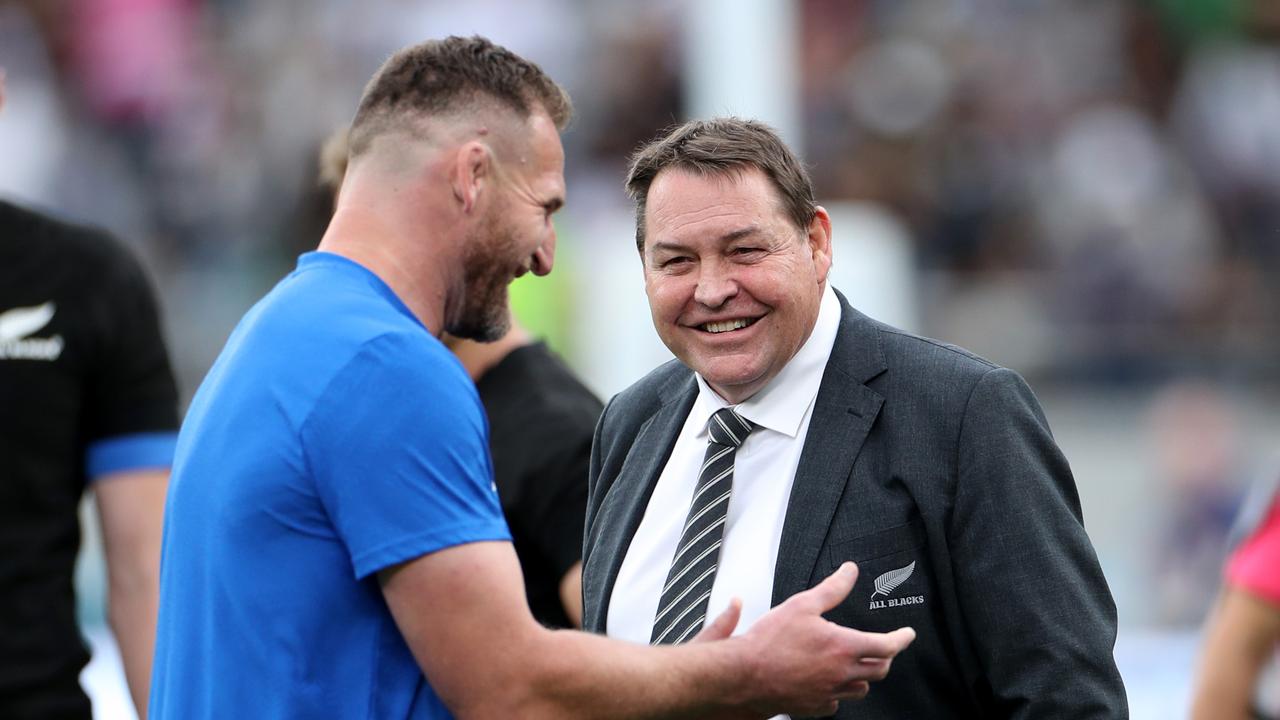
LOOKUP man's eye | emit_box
[661,257,690,268]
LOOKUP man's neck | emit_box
[318,198,456,337]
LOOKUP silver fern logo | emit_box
[868,560,925,610]
[871,561,915,598]
[0,302,63,361]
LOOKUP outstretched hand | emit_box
[738,562,916,718]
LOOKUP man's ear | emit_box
[451,141,492,214]
[808,206,834,283]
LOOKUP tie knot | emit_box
[708,407,755,448]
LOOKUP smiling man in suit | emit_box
[583,117,1129,718]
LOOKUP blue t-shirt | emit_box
[150,252,510,719]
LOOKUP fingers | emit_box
[796,561,859,614]
[693,598,742,643]
[835,679,871,701]
[850,656,893,682]
[830,625,914,689]
[875,626,917,656]
[839,624,916,662]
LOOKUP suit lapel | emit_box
[772,293,886,605]
[583,377,696,632]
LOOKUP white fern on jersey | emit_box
[0,302,55,342]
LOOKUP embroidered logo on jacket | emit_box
[0,302,63,361]
[868,560,925,610]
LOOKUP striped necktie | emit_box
[651,406,756,644]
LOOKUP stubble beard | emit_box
[448,211,518,343]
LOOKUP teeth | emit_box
[703,318,752,334]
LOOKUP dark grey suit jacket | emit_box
[583,292,1128,719]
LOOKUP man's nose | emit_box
[531,228,557,277]
[693,262,737,308]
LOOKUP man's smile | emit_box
[698,317,759,334]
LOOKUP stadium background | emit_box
[2,0,1278,717]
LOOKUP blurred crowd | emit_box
[801,0,1280,386]
[4,0,1278,387]
[2,0,1277,634]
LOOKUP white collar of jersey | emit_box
[693,284,841,440]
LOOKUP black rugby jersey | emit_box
[0,199,178,719]
[477,341,601,629]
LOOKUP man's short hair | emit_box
[624,118,817,253]
[348,35,572,158]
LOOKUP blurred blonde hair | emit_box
[318,126,350,199]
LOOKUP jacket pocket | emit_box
[823,516,926,567]
[821,517,934,633]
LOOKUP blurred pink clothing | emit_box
[1228,493,1280,605]
[67,0,201,122]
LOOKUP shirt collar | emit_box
[692,285,841,439]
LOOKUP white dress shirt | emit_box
[607,286,841,716]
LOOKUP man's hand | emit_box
[738,562,916,718]
[692,598,743,643]
[385,545,912,720]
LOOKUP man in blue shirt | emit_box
[150,36,915,719]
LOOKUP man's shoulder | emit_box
[1,199,149,290]
[838,305,1003,386]
[485,342,603,416]
[838,308,1053,450]
[875,323,999,376]
[601,358,692,428]
[257,263,437,356]
[210,273,466,425]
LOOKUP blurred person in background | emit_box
[0,69,178,720]
[1190,473,1280,720]
[438,317,598,627]
[318,127,599,628]
[150,36,914,719]
[583,117,1127,719]
[1146,380,1249,626]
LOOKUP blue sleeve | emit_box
[302,332,510,580]
[85,431,178,481]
